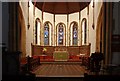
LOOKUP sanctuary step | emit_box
[40,61,82,64]
[36,77,84,81]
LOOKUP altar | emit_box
[53,51,69,61]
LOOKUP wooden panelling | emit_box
[67,46,80,56]
[32,45,54,56]
[32,44,91,57]
[43,46,54,56]
[32,45,43,56]
[79,45,90,56]
[55,46,67,51]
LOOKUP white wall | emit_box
[87,0,103,55]
[35,7,42,21]
[19,2,28,56]
[55,15,67,26]
[88,0,96,54]
[43,12,54,24]
[94,0,103,30]
[81,7,88,23]
[27,1,34,56]
[80,6,89,47]
[34,6,42,45]
[69,12,79,23]
[19,1,34,57]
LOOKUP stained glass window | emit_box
[58,24,64,45]
[73,23,78,45]
[44,23,49,45]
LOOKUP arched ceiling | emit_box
[33,2,91,14]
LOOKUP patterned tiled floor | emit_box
[32,64,86,77]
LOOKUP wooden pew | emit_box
[27,56,40,71]
[20,56,40,74]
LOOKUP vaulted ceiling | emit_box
[33,2,91,14]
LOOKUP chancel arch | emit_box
[69,21,78,46]
[35,18,41,45]
[56,23,66,46]
[81,18,87,45]
[43,21,53,46]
